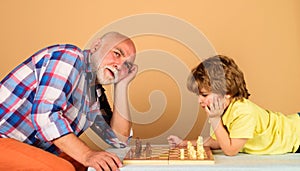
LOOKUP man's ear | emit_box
[90,38,102,53]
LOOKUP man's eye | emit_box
[114,51,121,57]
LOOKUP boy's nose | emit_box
[198,96,203,104]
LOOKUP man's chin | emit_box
[95,78,111,85]
[96,72,116,85]
[98,78,119,85]
[99,80,113,85]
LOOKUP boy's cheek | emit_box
[206,96,214,106]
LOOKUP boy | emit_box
[168,55,300,156]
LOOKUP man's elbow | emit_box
[118,130,131,137]
[112,127,131,139]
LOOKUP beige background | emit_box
[1,0,299,149]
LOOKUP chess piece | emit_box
[196,136,205,159]
[144,142,152,157]
[135,137,142,158]
[180,148,185,159]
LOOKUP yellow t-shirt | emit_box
[211,98,300,154]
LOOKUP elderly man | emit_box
[0,32,137,171]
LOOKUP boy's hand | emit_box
[205,94,226,118]
[167,135,183,147]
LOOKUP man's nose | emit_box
[113,57,126,69]
[113,64,118,69]
[113,62,127,72]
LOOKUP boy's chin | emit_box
[201,105,210,110]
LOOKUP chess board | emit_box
[123,145,215,165]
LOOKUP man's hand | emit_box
[83,150,122,171]
[116,64,138,87]
[53,133,122,171]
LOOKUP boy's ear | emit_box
[90,38,102,53]
[225,95,231,99]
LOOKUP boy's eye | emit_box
[201,93,208,97]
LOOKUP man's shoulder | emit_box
[47,44,83,53]
[30,44,83,61]
[29,44,86,72]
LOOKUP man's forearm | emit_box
[53,132,123,169]
[111,83,132,140]
[52,133,92,166]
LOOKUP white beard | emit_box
[96,66,119,85]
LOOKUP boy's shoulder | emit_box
[229,98,259,115]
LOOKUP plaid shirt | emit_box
[0,44,128,154]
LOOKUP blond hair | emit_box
[187,55,250,100]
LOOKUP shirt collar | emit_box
[83,50,92,73]
[83,50,96,84]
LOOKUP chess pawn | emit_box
[134,137,142,158]
[191,149,197,159]
[144,142,152,158]
[187,141,192,150]
[188,146,196,159]
[180,149,185,159]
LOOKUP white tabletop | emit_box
[88,146,300,171]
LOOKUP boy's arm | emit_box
[208,117,247,156]
[204,136,221,150]
[205,95,247,156]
